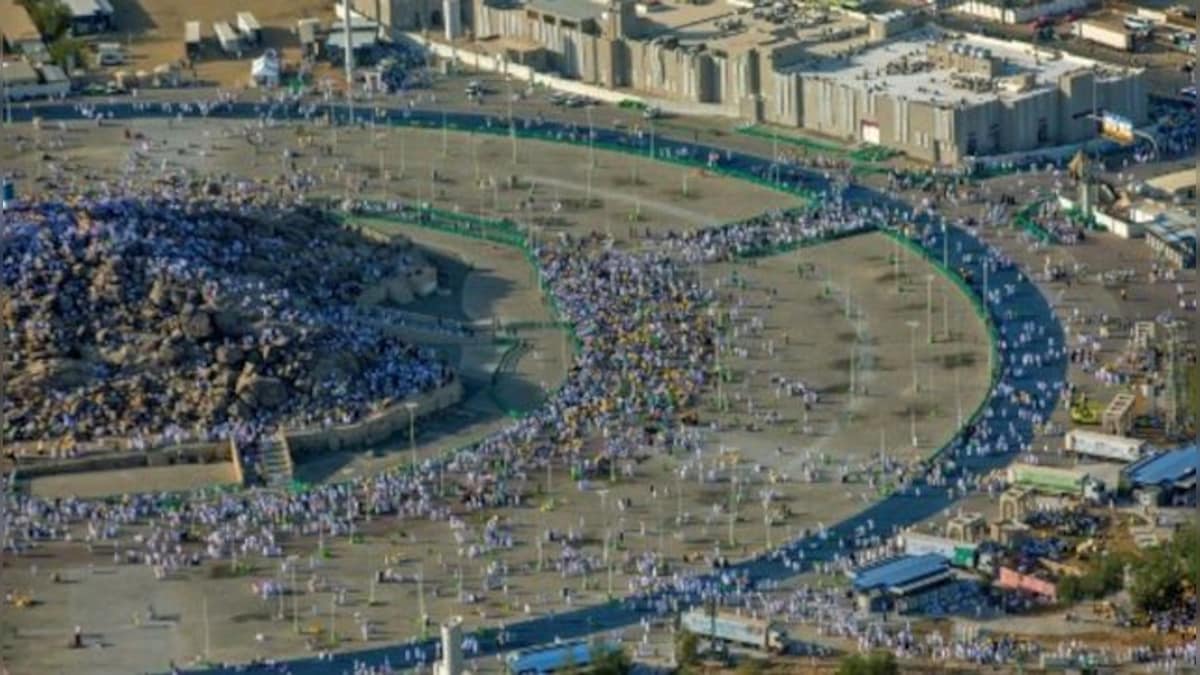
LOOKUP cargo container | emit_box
[237,12,262,45]
[1008,462,1105,499]
[1075,20,1133,50]
[213,21,242,55]
[1064,429,1147,463]
[184,21,202,57]
[680,609,786,653]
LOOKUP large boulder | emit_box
[182,310,215,341]
[235,372,288,410]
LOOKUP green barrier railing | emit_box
[1013,197,1055,244]
[332,199,583,421]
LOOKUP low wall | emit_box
[13,440,230,481]
[12,382,461,482]
[283,378,465,458]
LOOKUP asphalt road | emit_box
[3,100,1068,675]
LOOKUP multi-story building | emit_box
[363,0,1147,164]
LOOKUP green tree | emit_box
[18,0,72,41]
[1129,545,1183,614]
[675,630,699,668]
[837,651,898,675]
[48,36,87,69]
[1058,553,1127,604]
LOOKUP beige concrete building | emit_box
[370,0,1146,164]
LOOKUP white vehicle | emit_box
[237,12,262,45]
[96,42,124,66]
[680,609,786,653]
[643,105,661,120]
[1123,15,1152,33]
[1075,20,1133,51]
[213,21,242,55]
[1064,429,1147,463]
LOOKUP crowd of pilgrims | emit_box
[3,92,1196,670]
[1,192,873,580]
[1,187,451,450]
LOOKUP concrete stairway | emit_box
[258,437,294,489]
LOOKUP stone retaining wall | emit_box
[12,380,464,482]
[13,440,231,481]
[283,378,465,459]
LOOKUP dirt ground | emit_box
[101,0,332,88]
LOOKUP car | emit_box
[1123,16,1152,34]
[1178,86,1197,100]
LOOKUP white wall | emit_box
[411,34,739,117]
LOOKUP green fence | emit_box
[1013,197,1056,244]
[332,199,582,421]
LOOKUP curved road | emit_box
[3,100,1069,674]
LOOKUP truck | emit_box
[679,608,786,653]
[213,21,242,56]
[184,21,202,58]
[1075,20,1133,51]
[1064,429,1147,463]
[1008,462,1106,501]
[237,12,262,45]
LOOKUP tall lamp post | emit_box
[906,320,920,394]
[405,401,419,472]
[1,40,11,126]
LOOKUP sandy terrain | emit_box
[103,0,332,88]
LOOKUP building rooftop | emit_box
[0,0,41,43]
[850,554,950,593]
[1146,167,1197,196]
[638,2,863,59]
[0,59,40,85]
[1126,445,1199,487]
[781,27,1134,106]
[62,0,114,18]
[527,0,606,23]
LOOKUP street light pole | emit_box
[906,320,920,394]
[405,402,418,472]
[926,275,934,344]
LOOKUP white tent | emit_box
[250,49,280,88]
